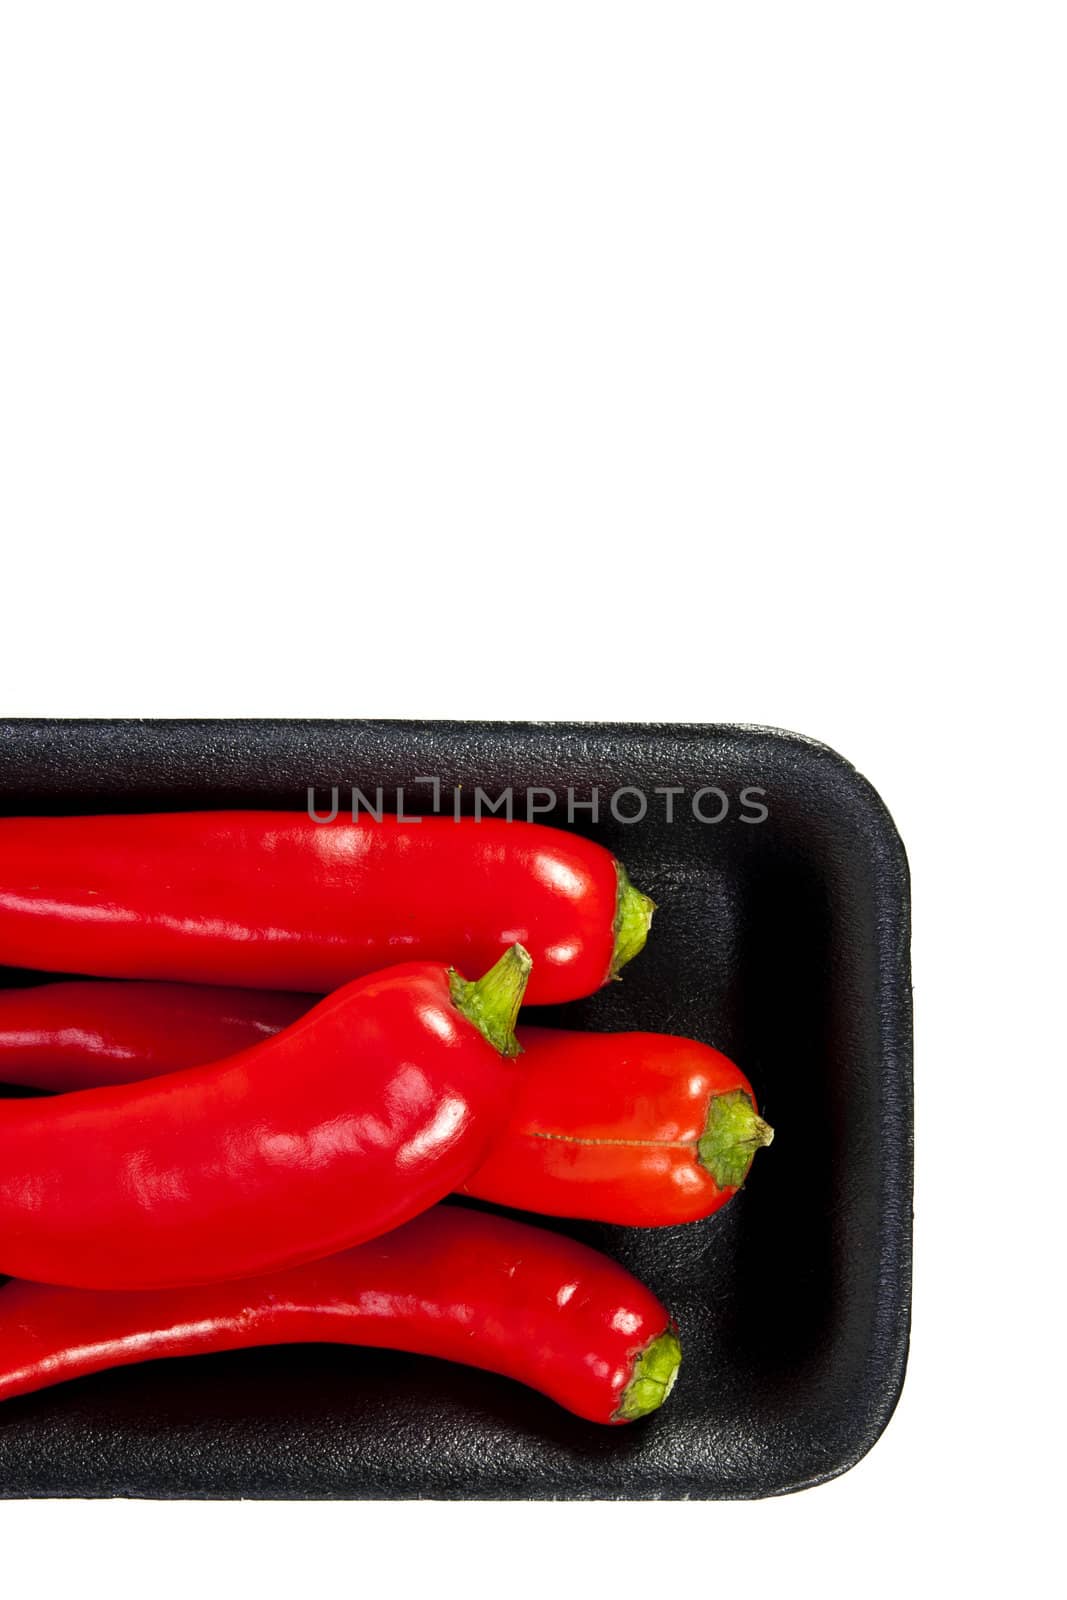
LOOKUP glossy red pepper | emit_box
[0,812,653,1005]
[0,1206,681,1424]
[0,948,530,1290]
[465,1027,774,1224]
[0,981,313,1091]
[0,982,773,1226]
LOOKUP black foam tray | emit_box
[0,719,912,1499]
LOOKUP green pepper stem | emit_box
[610,862,656,979]
[614,1328,682,1422]
[697,1089,774,1190]
[449,944,532,1058]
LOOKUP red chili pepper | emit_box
[464,1027,774,1224]
[0,1206,681,1424]
[0,812,653,1005]
[0,948,531,1290]
[0,982,773,1226]
[0,981,313,1091]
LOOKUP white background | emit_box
[0,4,1063,1596]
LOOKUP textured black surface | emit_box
[0,720,912,1500]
